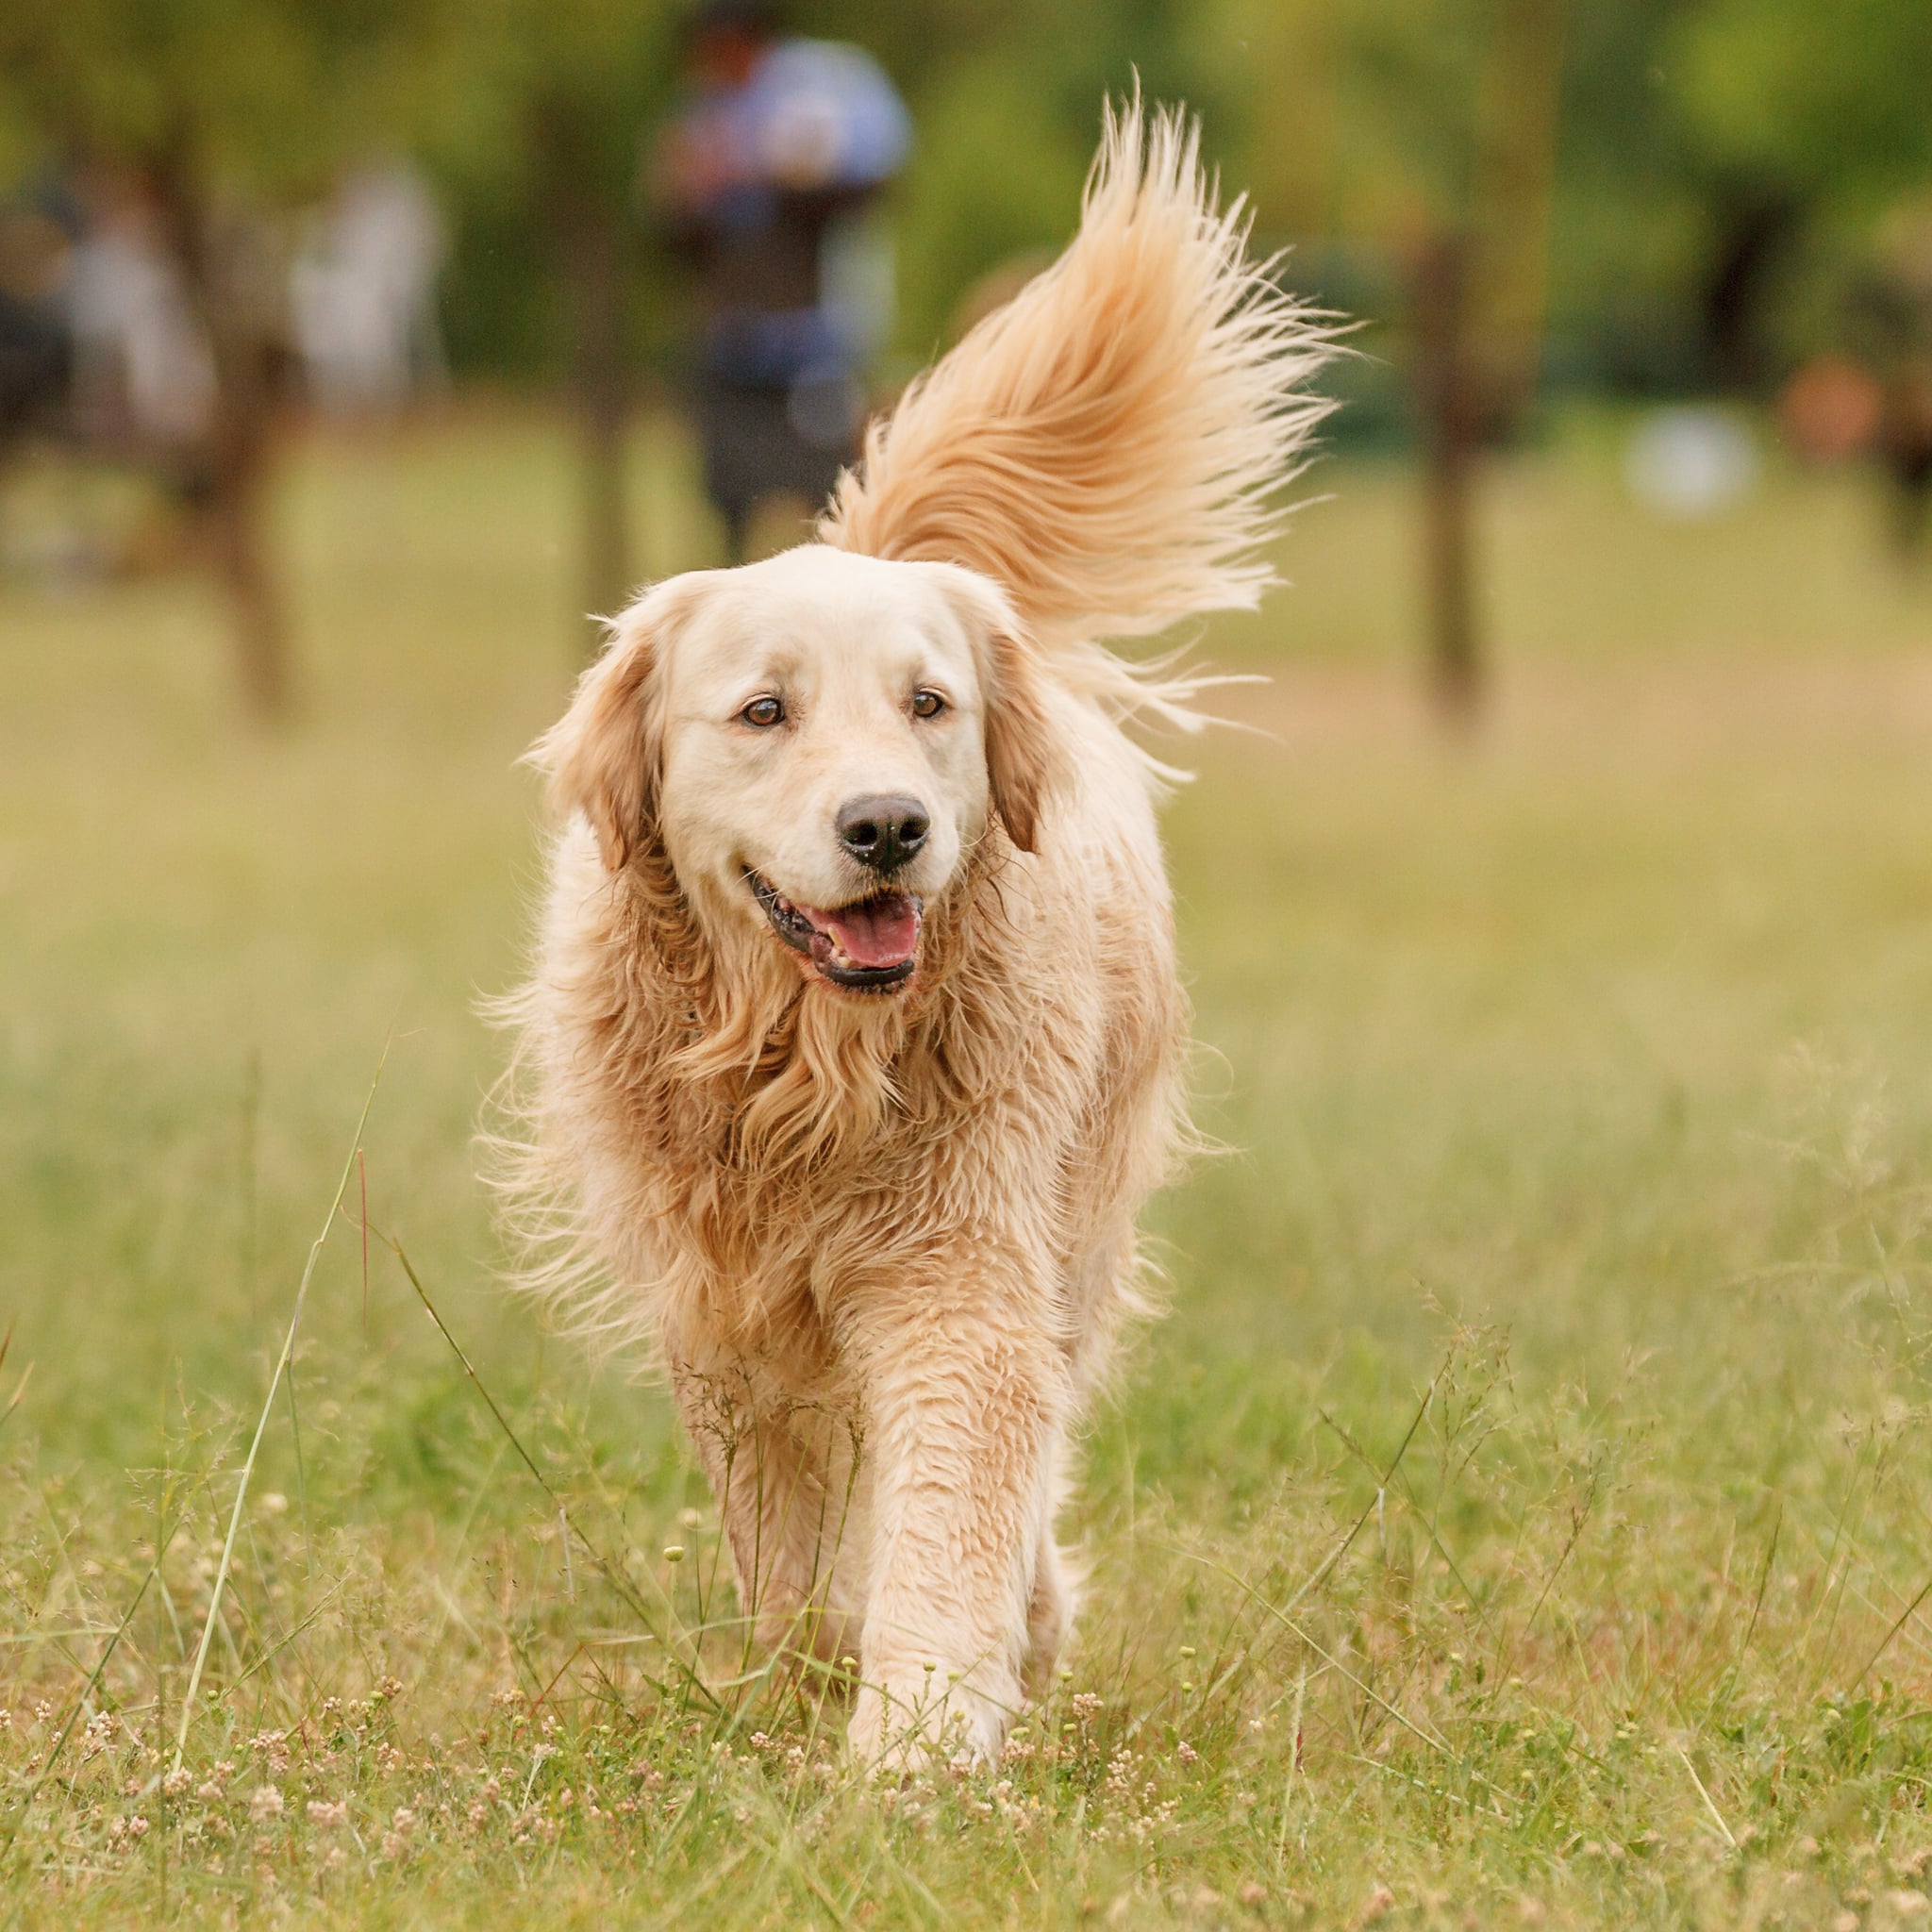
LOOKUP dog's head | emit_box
[538,546,1060,997]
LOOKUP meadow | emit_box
[4,407,1932,1927]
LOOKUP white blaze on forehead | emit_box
[653,546,996,918]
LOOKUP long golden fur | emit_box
[491,100,1329,1764]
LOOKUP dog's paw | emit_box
[847,1663,1011,1772]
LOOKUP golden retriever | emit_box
[494,101,1328,1764]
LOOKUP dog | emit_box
[494,100,1329,1764]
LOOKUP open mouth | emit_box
[747,871,923,992]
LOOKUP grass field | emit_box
[5,407,1932,1927]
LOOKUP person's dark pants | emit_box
[694,372,857,560]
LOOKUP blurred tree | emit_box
[426,0,679,641]
[1670,0,1932,391]
[0,0,431,717]
[1439,0,1569,720]
[10,0,1920,686]
[888,59,1092,355]
[1672,0,1932,213]
[1202,0,1570,719]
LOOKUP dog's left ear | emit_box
[532,575,705,871]
[930,566,1064,856]
[981,622,1060,855]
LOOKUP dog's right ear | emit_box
[923,564,1068,858]
[531,578,700,872]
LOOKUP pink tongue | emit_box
[808,893,920,968]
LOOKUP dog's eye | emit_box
[740,695,785,728]
[910,690,946,720]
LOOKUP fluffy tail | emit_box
[818,95,1334,725]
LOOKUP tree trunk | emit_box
[1468,0,1571,435]
[1412,234,1480,725]
[1407,0,1567,724]
[157,144,292,720]
[534,106,634,646]
[206,427,290,717]
[563,204,632,631]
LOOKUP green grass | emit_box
[4,405,1932,1926]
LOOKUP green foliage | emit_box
[409,0,687,381]
[889,63,1093,354]
[1671,0,1932,209]
[418,0,681,205]
[5,0,1929,394]
[0,0,427,195]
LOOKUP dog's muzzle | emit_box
[748,871,924,991]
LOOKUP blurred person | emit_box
[1878,374,1932,558]
[291,160,448,417]
[0,159,219,465]
[1851,206,1932,560]
[65,162,219,461]
[1777,356,1883,466]
[0,161,223,581]
[650,0,908,559]
[0,175,79,453]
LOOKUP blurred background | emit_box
[1,0,1928,710]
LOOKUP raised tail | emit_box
[818,95,1334,725]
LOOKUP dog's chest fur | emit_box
[517,810,1182,1410]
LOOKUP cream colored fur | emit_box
[492,100,1329,1765]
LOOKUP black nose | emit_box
[837,794,930,874]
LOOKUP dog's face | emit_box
[541,546,1057,997]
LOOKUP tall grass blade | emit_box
[170,1048,388,1772]
[375,1224,722,1713]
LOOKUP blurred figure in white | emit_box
[291,161,447,416]
[1624,406,1760,521]
[65,169,217,458]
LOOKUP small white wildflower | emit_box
[248,1786,284,1822]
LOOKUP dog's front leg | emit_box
[669,1359,863,1664]
[841,1257,1065,1767]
